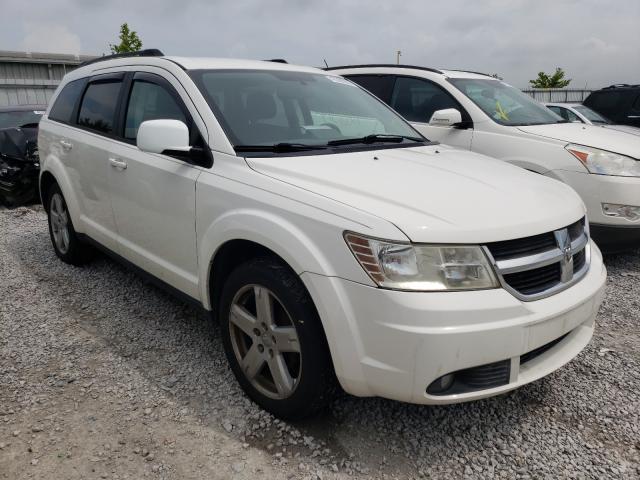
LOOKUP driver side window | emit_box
[124,78,188,141]
[390,77,461,123]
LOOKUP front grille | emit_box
[486,232,556,261]
[573,249,586,271]
[503,262,561,296]
[521,333,570,365]
[485,218,590,300]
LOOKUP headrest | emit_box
[245,91,277,121]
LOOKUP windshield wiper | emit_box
[327,134,424,147]
[234,143,327,153]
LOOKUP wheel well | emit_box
[39,172,57,212]
[209,240,294,318]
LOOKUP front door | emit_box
[108,72,202,298]
[389,76,474,149]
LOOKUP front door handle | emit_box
[628,115,640,119]
[109,157,128,170]
[59,140,73,151]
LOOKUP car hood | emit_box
[602,124,640,137]
[517,123,640,159]
[246,145,585,243]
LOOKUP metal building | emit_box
[0,50,96,107]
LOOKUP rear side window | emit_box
[346,75,394,103]
[124,80,187,140]
[49,79,85,124]
[77,81,122,134]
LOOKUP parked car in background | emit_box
[38,51,606,419]
[583,84,640,128]
[0,105,45,206]
[546,102,640,136]
[331,65,640,252]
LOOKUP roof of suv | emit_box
[326,64,495,80]
[545,103,582,108]
[71,50,325,78]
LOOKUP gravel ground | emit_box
[1,205,639,480]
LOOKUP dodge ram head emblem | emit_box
[554,228,574,283]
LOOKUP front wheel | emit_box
[219,257,337,419]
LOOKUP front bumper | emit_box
[548,170,640,249]
[302,241,606,404]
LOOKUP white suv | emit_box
[39,51,606,419]
[332,65,640,252]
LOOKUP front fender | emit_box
[198,208,357,309]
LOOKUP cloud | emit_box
[0,0,638,88]
[21,22,81,55]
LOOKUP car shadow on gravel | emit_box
[10,217,640,477]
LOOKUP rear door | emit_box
[107,71,203,298]
[50,74,124,251]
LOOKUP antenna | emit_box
[323,58,329,68]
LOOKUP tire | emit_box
[219,257,337,420]
[46,184,93,265]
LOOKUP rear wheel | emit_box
[220,257,336,419]
[46,184,93,265]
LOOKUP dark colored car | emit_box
[0,105,46,206]
[583,84,640,128]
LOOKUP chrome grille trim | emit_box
[483,218,591,301]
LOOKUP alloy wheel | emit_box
[228,284,302,399]
[50,193,70,255]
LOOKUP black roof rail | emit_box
[603,83,640,89]
[444,69,495,78]
[264,58,288,64]
[78,49,165,68]
[324,64,443,75]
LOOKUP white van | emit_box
[333,65,640,252]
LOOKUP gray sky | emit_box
[2,0,639,88]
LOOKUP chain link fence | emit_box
[521,88,592,103]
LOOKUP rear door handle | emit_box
[628,115,640,119]
[109,157,128,170]
[59,140,73,151]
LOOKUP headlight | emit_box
[344,232,499,291]
[566,144,640,177]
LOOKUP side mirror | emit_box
[137,119,190,154]
[429,108,462,127]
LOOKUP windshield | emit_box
[189,69,425,152]
[449,78,564,126]
[0,110,44,129]
[573,105,610,124]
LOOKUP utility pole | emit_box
[396,50,402,64]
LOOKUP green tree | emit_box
[529,68,571,88]
[109,23,143,54]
